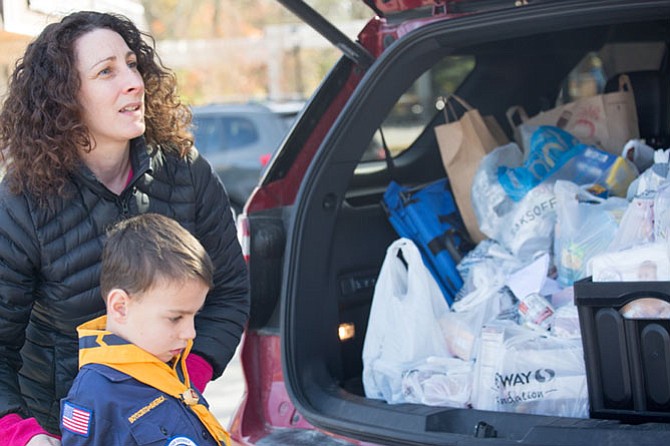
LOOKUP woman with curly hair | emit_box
[0,11,249,445]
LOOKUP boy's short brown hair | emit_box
[100,213,213,300]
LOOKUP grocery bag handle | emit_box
[439,94,475,123]
[379,127,397,180]
[618,73,633,93]
[506,105,529,128]
[505,74,632,128]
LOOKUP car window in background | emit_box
[190,101,305,213]
[263,100,306,130]
[193,115,261,155]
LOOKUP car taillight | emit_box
[236,213,250,263]
[259,152,271,167]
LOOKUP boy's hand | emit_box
[26,435,61,445]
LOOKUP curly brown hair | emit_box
[0,11,193,202]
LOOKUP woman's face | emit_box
[75,28,145,150]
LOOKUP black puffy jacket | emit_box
[0,138,250,434]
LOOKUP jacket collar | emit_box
[73,137,153,195]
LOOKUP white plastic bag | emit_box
[622,139,655,173]
[472,142,557,260]
[401,357,473,407]
[626,147,669,200]
[654,179,670,242]
[442,240,520,361]
[588,241,670,281]
[362,238,452,404]
[608,196,655,251]
[553,180,628,286]
[472,320,588,418]
[471,143,523,244]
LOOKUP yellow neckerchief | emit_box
[77,316,230,446]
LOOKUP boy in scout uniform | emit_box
[61,214,230,446]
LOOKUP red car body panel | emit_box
[235,2,495,444]
[231,333,376,445]
[230,333,309,442]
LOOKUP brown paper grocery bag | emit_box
[434,96,509,243]
[507,74,638,156]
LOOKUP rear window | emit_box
[557,42,666,105]
[193,115,261,154]
[362,55,475,162]
[362,39,667,165]
[557,52,607,104]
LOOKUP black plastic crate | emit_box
[574,277,670,422]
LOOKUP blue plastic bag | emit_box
[498,126,583,201]
[498,126,638,201]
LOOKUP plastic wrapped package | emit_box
[442,240,522,360]
[473,136,637,262]
[626,147,669,200]
[608,196,655,252]
[439,285,515,361]
[620,297,670,319]
[401,357,473,407]
[471,143,558,261]
[498,126,638,202]
[622,139,656,173]
[471,143,524,246]
[587,241,670,281]
[471,320,588,418]
[505,252,558,331]
[550,304,582,339]
[654,179,670,242]
[497,126,582,202]
[553,180,628,286]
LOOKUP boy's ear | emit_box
[107,288,130,322]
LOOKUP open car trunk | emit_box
[277,1,670,444]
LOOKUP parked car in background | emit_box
[230,1,670,445]
[191,101,304,213]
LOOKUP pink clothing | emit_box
[125,166,134,187]
[0,413,60,445]
[186,352,214,393]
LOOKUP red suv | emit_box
[230,1,670,445]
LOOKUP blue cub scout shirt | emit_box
[60,364,220,446]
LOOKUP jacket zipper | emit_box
[117,194,131,217]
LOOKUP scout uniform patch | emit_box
[62,402,92,436]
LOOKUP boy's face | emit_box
[113,278,208,362]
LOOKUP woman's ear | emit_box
[107,288,130,323]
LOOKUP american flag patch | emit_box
[62,402,91,436]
